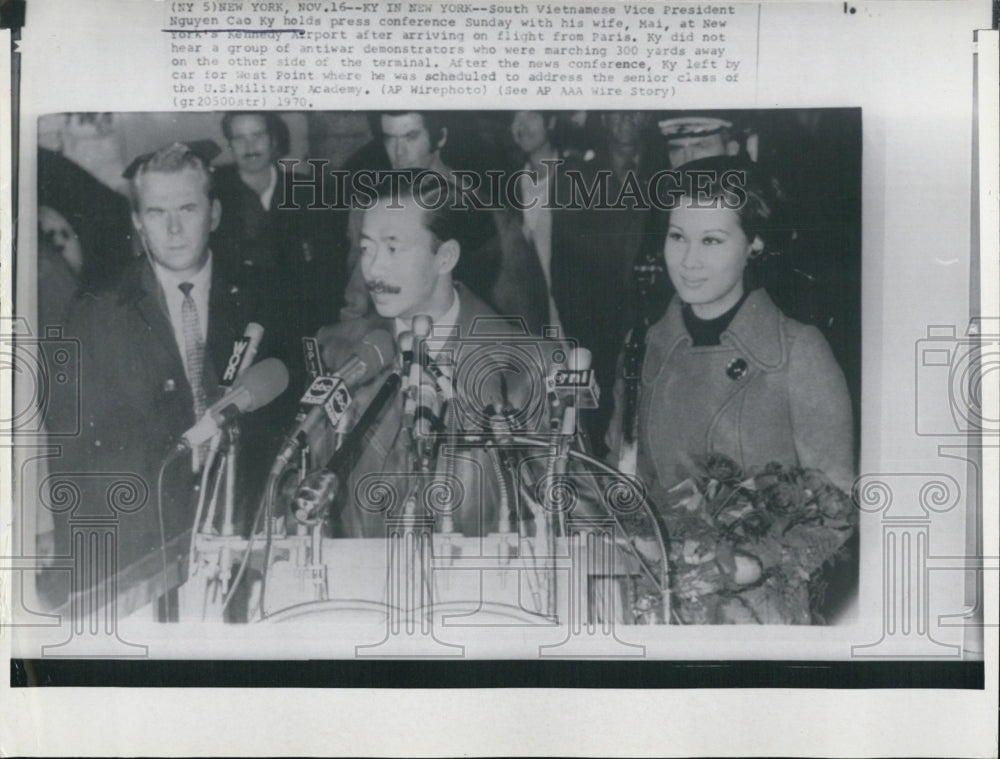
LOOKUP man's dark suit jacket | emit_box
[49,256,286,576]
[212,162,346,338]
[314,282,549,538]
[550,150,670,452]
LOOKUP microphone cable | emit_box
[219,467,276,618]
[155,445,187,620]
[495,434,670,602]
[188,432,226,579]
[565,446,670,599]
[258,467,285,621]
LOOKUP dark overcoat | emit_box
[314,283,554,538]
[49,256,284,571]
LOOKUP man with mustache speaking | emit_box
[326,111,550,369]
[310,178,538,539]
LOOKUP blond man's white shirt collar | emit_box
[153,253,213,377]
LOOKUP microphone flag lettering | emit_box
[220,337,251,387]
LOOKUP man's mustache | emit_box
[366,280,402,295]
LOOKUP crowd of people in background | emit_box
[35,109,862,622]
[37,108,862,455]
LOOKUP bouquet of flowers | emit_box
[662,454,858,624]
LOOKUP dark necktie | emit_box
[179,282,208,466]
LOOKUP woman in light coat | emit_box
[608,156,856,623]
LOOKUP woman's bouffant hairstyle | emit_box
[663,155,788,255]
[641,155,793,292]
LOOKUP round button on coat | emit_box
[726,358,749,381]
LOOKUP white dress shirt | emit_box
[152,254,213,379]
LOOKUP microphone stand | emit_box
[181,426,236,619]
[222,426,238,537]
[217,426,238,600]
[620,251,660,474]
[542,383,569,618]
[485,408,517,534]
[261,429,308,620]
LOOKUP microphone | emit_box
[397,330,415,427]
[424,354,455,403]
[562,347,592,437]
[538,350,595,548]
[408,316,432,393]
[550,348,598,443]
[272,328,395,473]
[330,328,395,389]
[398,330,415,381]
[547,347,599,423]
[402,316,432,439]
[291,469,339,526]
[413,377,444,471]
[219,322,266,387]
[411,315,432,374]
[237,322,265,378]
[315,371,402,476]
[412,314,432,341]
[546,351,569,436]
[179,358,289,448]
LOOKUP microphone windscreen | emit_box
[239,357,290,411]
[244,322,265,343]
[412,314,432,339]
[568,347,592,372]
[397,330,414,355]
[292,469,338,525]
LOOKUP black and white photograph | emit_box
[1,0,996,756]
[30,107,864,632]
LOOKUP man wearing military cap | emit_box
[657,111,749,168]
